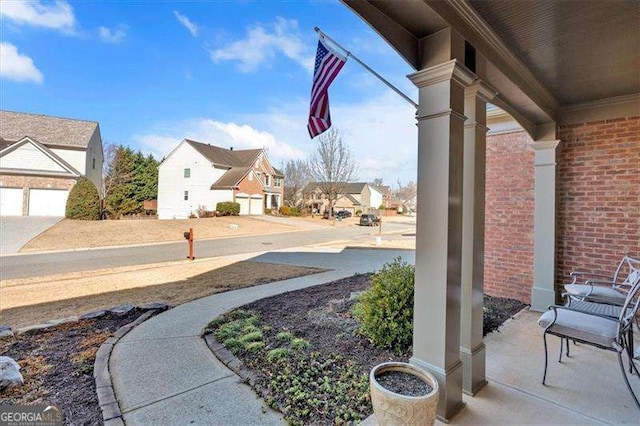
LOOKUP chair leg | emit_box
[566,338,571,357]
[542,332,549,385]
[558,337,563,363]
[617,351,640,410]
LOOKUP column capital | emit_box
[531,140,561,151]
[408,59,476,89]
[465,80,498,103]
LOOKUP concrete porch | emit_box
[366,309,640,425]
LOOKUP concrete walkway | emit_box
[110,248,413,425]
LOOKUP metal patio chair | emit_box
[564,255,640,306]
[538,273,640,410]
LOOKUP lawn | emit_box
[1,259,323,329]
[20,216,296,252]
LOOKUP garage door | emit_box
[0,188,23,216]
[250,196,263,215]
[236,196,250,215]
[29,189,68,216]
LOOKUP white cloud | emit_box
[133,91,417,184]
[0,42,44,84]
[134,118,305,162]
[98,25,127,43]
[173,10,198,37]
[210,17,313,73]
[0,1,75,32]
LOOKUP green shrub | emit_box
[267,347,291,362]
[65,178,101,220]
[216,201,240,216]
[355,209,362,216]
[290,207,301,217]
[223,337,244,354]
[245,341,265,353]
[276,331,294,343]
[279,205,292,216]
[291,338,311,350]
[239,330,263,344]
[264,208,272,215]
[353,257,414,352]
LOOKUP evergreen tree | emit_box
[66,178,100,220]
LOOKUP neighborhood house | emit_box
[303,182,384,214]
[0,110,104,217]
[157,139,283,219]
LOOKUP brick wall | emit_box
[484,131,535,302]
[556,116,640,289]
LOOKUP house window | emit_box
[184,191,189,201]
[184,168,191,178]
[274,177,282,188]
[265,175,270,186]
[92,158,96,170]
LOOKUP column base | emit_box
[460,343,487,395]
[531,286,556,312]
[409,357,465,422]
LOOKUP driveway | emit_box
[0,216,62,255]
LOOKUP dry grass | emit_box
[0,258,323,329]
[20,216,296,252]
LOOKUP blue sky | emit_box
[1,0,418,185]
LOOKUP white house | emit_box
[157,139,284,219]
[0,111,104,216]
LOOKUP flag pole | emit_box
[315,27,418,110]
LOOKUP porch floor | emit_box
[367,309,639,424]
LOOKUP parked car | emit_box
[336,210,352,219]
[360,214,380,226]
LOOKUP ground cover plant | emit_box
[204,263,526,425]
[0,309,156,424]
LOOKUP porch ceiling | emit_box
[342,0,640,130]
[469,0,640,106]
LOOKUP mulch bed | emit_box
[0,309,156,425]
[375,370,431,396]
[243,273,527,376]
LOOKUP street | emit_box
[0,221,414,279]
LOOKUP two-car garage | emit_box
[235,193,264,215]
[0,187,69,217]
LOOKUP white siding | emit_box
[1,144,66,173]
[51,148,85,174]
[157,141,233,219]
[369,186,384,210]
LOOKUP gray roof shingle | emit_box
[186,139,262,167]
[211,167,252,189]
[0,110,98,148]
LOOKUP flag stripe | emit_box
[307,38,346,138]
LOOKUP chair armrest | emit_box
[547,304,622,324]
[585,279,617,287]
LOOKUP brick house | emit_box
[157,139,283,219]
[0,110,104,216]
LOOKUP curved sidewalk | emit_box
[109,248,413,425]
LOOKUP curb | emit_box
[93,309,165,425]
[203,333,257,386]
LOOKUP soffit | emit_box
[469,0,640,105]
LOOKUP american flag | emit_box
[307,37,346,138]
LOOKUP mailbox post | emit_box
[183,228,195,260]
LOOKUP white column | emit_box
[530,140,561,311]
[460,80,494,395]
[409,59,475,421]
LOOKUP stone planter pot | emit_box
[369,362,439,426]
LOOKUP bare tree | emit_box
[373,177,384,187]
[283,159,309,208]
[395,179,417,211]
[308,128,358,218]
